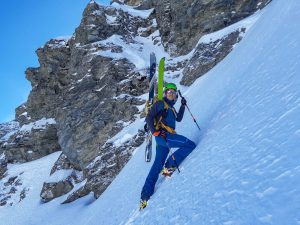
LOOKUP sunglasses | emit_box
[166,89,177,95]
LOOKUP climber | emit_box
[140,82,196,210]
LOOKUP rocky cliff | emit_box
[0,0,270,206]
[139,0,270,55]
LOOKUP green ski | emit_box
[158,58,165,100]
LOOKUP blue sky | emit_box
[0,0,109,123]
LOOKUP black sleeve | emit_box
[145,101,164,133]
[176,105,185,122]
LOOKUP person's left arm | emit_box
[176,105,185,122]
[176,97,187,122]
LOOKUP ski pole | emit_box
[164,138,180,173]
[178,90,201,131]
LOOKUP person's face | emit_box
[165,89,177,101]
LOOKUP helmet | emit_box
[164,83,177,92]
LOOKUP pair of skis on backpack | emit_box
[144,52,164,163]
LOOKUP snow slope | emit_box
[89,0,300,224]
[1,0,300,224]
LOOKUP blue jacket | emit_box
[146,97,185,133]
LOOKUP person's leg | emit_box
[164,133,196,168]
[141,139,169,201]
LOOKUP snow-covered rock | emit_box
[1,118,60,164]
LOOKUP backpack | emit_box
[145,96,177,134]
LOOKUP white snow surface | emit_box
[47,169,73,183]
[1,0,300,224]
[93,32,167,70]
[19,118,56,132]
[105,14,118,25]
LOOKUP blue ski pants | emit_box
[141,133,196,201]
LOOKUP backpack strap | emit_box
[154,100,177,134]
[162,100,177,119]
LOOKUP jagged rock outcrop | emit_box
[181,29,245,86]
[83,128,145,199]
[0,122,19,179]
[75,2,154,45]
[40,153,85,203]
[15,104,31,126]
[54,2,153,171]
[25,37,71,122]
[0,38,67,165]
[0,121,19,139]
[112,0,142,6]
[1,119,60,164]
[140,0,270,56]
[56,54,146,168]
[40,180,74,203]
[0,153,7,179]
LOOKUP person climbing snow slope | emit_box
[140,83,196,210]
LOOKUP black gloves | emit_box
[181,97,187,106]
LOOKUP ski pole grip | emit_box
[178,90,183,98]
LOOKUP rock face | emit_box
[140,0,270,56]
[40,180,74,203]
[0,0,272,205]
[1,119,60,164]
[75,2,153,46]
[0,122,19,180]
[112,0,143,6]
[0,153,7,179]
[84,128,145,198]
[55,2,151,170]
[40,153,85,203]
[25,38,71,123]
[0,121,19,139]
[181,29,244,86]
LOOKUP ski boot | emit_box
[161,167,176,177]
[139,200,148,210]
